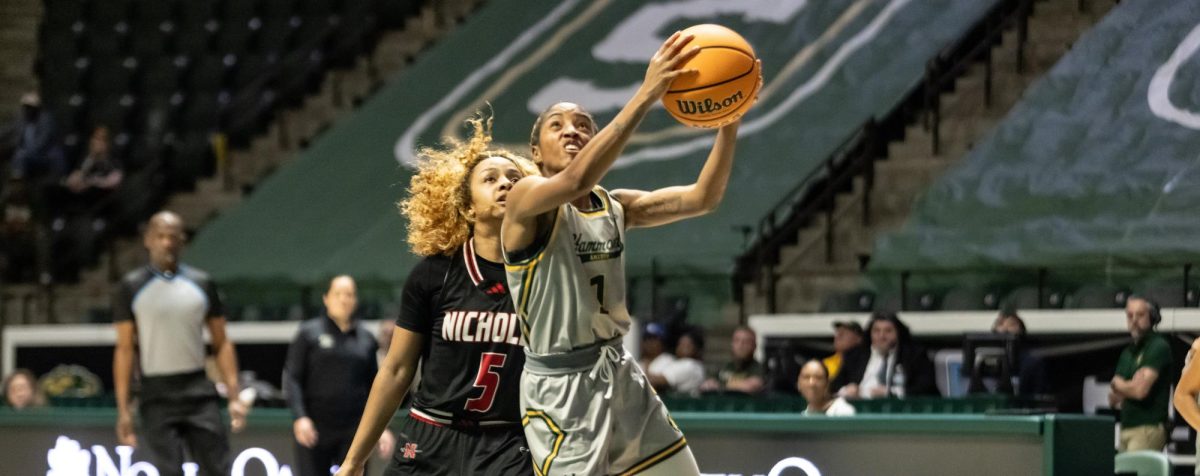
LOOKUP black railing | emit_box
[880,262,1196,311]
[733,0,1036,316]
[926,0,1033,155]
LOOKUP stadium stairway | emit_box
[742,0,1117,313]
[0,0,40,112]
[7,0,482,324]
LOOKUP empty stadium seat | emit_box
[84,94,135,134]
[220,0,262,25]
[214,18,257,56]
[82,21,129,57]
[179,92,223,133]
[255,16,298,54]
[40,56,88,99]
[128,20,170,58]
[1114,451,1171,476]
[1066,285,1128,309]
[136,55,185,97]
[167,132,215,189]
[86,56,137,97]
[1001,286,1065,310]
[819,290,875,313]
[198,54,236,93]
[261,0,297,20]
[1139,284,1187,309]
[173,18,216,54]
[941,287,1002,311]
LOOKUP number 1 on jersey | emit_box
[466,352,506,412]
[590,275,610,314]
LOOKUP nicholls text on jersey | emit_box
[441,310,521,345]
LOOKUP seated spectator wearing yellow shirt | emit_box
[823,321,863,381]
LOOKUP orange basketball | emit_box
[663,24,761,128]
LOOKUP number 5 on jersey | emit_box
[466,352,507,412]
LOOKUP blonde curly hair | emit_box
[399,115,539,257]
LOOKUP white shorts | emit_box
[521,339,687,476]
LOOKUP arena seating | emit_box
[183,0,1004,317]
[869,0,1200,308]
[31,0,421,282]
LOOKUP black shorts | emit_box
[384,414,532,476]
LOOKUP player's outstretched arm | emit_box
[336,327,423,476]
[505,32,700,221]
[613,119,740,229]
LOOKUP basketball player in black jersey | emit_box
[336,117,538,476]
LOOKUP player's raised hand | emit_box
[640,31,701,100]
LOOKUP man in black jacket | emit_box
[831,312,936,399]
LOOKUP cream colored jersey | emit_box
[505,187,631,356]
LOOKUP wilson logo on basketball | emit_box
[675,89,746,117]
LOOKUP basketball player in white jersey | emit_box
[502,32,749,475]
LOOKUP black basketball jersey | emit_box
[396,240,525,424]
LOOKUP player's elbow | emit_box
[1176,386,1195,406]
[692,194,724,215]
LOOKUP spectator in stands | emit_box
[1109,296,1172,452]
[797,360,855,416]
[701,325,765,394]
[0,177,37,282]
[3,368,45,410]
[824,321,863,381]
[61,126,123,209]
[991,311,1049,397]
[112,211,247,476]
[285,275,386,476]
[9,92,65,183]
[652,329,707,396]
[832,311,936,399]
[639,322,675,378]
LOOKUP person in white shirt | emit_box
[652,331,707,395]
[798,359,855,416]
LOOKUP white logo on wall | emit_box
[1149,22,1200,130]
[395,0,913,168]
[701,456,822,476]
[47,436,294,476]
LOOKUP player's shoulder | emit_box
[178,264,215,286]
[298,316,328,335]
[406,253,454,284]
[416,253,454,271]
[118,266,153,292]
[1149,333,1173,353]
[119,266,151,284]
